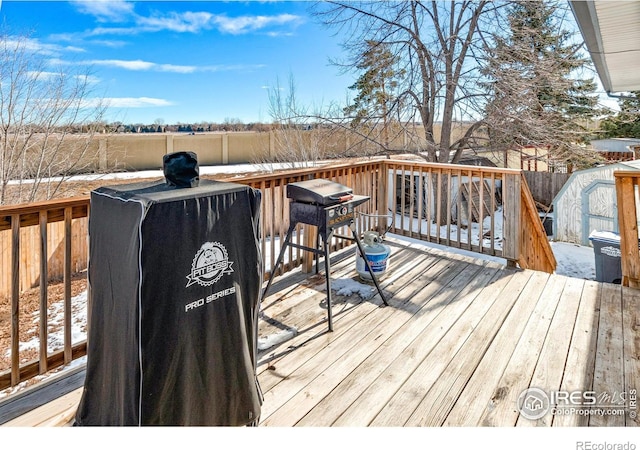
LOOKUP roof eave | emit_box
[569,0,614,93]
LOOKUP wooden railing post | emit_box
[378,162,389,232]
[1,198,89,390]
[64,207,73,364]
[39,210,49,374]
[517,173,556,273]
[615,172,640,288]
[502,173,521,266]
[301,224,317,274]
[11,214,20,387]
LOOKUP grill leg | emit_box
[323,231,333,332]
[315,230,320,274]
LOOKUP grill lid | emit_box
[286,179,353,205]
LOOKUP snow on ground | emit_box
[257,328,298,352]
[7,160,332,185]
[397,206,504,251]
[321,278,377,300]
[550,240,596,280]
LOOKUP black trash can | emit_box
[588,230,622,284]
[75,153,263,426]
[539,212,553,236]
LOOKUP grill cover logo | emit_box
[186,242,234,287]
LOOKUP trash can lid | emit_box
[588,230,620,244]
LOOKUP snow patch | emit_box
[320,278,377,300]
[257,327,298,352]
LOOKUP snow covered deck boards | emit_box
[2,236,639,427]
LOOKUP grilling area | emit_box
[263,178,388,332]
[0,159,638,427]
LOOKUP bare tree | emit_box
[263,74,347,168]
[314,1,497,164]
[0,31,107,205]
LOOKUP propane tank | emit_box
[356,231,391,282]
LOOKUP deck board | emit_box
[441,270,548,426]
[260,247,458,425]
[478,273,569,427]
[292,254,458,426]
[516,276,585,427]
[552,280,602,427]
[622,287,640,427]
[1,236,638,427]
[371,264,509,426]
[289,260,494,426]
[591,283,626,426]
[399,267,539,427]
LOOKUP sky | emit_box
[0,1,621,128]
[0,0,353,125]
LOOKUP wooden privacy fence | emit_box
[523,170,571,208]
[614,171,640,288]
[0,160,555,390]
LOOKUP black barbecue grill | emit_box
[262,179,388,332]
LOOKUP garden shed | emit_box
[552,160,640,245]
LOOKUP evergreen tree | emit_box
[599,92,640,138]
[343,40,404,148]
[482,0,600,168]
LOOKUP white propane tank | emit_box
[356,231,391,282]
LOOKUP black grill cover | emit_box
[75,179,263,426]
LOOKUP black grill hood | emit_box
[286,179,353,205]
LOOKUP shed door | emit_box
[581,180,618,245]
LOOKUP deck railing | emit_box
[0,198,89,389]
[614,171,640,288]
[382,161,541,264]
[0,159,555,391]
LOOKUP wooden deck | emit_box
[2,236,639,427]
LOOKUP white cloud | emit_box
[84,39,129,49]
[87,59,197,73]
[261,85,285,91]
[71,0,135,23]
[265,31,295,38]
[2,37,78,57]
[50,56,263,75]
[53,9,304,41]
[156,63,197,74]
[63,45,86,53]
[49,27,139,46]
[137,11,214,33]
[212,13,303,35]
[103,97,173,108]
[79,59,263,74]
[26,71,100,84]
